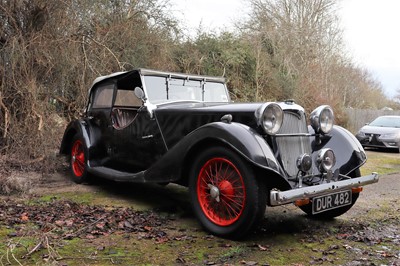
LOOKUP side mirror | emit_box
[134,87,145,101]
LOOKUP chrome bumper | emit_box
[270,173,379,206]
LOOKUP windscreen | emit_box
[143,76,229,104]
[370,116,400,128]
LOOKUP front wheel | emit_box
[189,146,266,239]
[299,169,361,219]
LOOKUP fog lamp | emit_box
[296,153,312,173]
[317,148,336,172]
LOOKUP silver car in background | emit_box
[356,115,400,152]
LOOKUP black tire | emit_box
[69,134,90,184]
[299,169,361,219]
[189,146,267,239]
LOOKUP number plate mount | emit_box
[312,190,352,214]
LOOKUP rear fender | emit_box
[59,120,93,157]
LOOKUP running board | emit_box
[88,166,145,182]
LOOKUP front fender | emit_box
[310,125,367,175]
[144,121,284,183]
[189,122,283,172]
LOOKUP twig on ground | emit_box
[5,241,23,266]
[22,241,42,259]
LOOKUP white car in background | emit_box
[356,115,400,152]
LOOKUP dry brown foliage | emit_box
[0,0,178,193]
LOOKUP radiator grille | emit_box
[276,111,311,177]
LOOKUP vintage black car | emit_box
[60,68,379,238]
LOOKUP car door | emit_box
[86,81,116,161]
[109,75,166,172]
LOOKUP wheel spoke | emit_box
[75,159,85,170]
[204,164,215,186]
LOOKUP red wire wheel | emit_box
[71,139,85,178]
[190,147,267,238]
[196,157,246,226]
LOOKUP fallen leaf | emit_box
[55,220,65,227]
[144,226,152,231]
[124,221,133,228]
[7,232,17,237]
[96,222,105,230]
[343,244,353,250]
[156,237,169,244]
[86,234,95,239]
[328,245,339,250]
[240,260,257,265]
[257,244,269,251]
[21,213,29,221]
[176,257,186,264]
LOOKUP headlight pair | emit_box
[255,103,335,135]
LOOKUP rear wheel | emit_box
[69,134,90,184]
[299,169,361,219]
[189,146,266,239]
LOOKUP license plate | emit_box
[312,190,352,214]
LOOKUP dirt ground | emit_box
[1,151,399,265]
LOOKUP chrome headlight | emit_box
[379,132,400,139]
[255,103,284,135]
[310,105,334,134]
[316,148,336,172]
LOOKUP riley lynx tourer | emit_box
[60,68,379,238]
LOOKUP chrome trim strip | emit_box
[275,133,313,137]
[270,172,379,206]
[139,68,226,83]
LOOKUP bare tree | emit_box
[240,0,393,119]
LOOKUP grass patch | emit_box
[32,190,153,210]
[220,244,248,261]
[361,151,400,176]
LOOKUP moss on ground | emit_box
[361,151,400,175]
